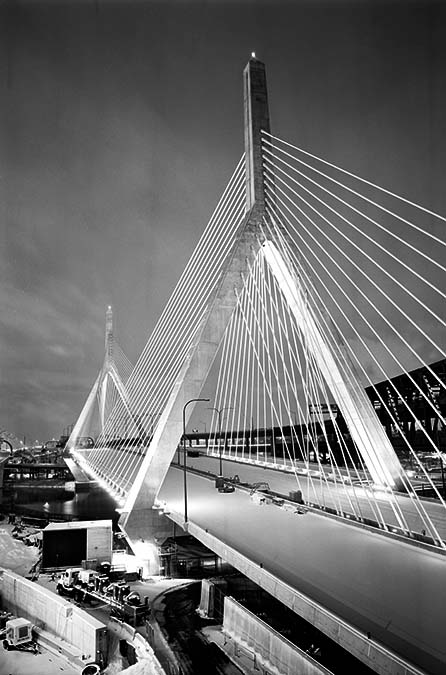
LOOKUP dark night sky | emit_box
[1,0,446,442]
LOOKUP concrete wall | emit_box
[0,568,107,666]
[133,633,165,675]
[86,523,113,564]
[103,615,165,675]
[224,596,332,675]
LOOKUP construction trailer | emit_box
[42,520,113,570]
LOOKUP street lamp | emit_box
[183,398,210,524]
[208,407,233,477]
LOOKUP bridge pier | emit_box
[119,508,176,576]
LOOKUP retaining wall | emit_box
[0,568,106,666]
[224,595,332,675]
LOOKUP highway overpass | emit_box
[157,461,446,675]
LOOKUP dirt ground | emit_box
[0,522,40,576]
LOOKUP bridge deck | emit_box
[159,465,446,675]
[63,458,91,486]
[183,453,446,542]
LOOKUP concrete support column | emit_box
[120,58,273,551]
[244,57,270,212]
[105,305,113,363]
[262,239,405,491]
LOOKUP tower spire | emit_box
[243,56,271,213]
[105,305,113,363]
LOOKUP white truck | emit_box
[56,567,83,596]
[78,568,96,589]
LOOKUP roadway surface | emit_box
[63,458,92,486]
[0,644,79,675]
[159,464,446,675]
[181,452,446,543]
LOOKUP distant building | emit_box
[365,358,446,451]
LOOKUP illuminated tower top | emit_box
[243,56,271,213]
[105,305,113,362]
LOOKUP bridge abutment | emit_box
[119,508,176,576]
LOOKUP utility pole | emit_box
[183,398,209,524]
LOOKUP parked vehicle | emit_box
[249,481,270,495]
[218,483,235,493]
[56,567,83,596]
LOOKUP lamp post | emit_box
[183,398,210,524]
[208,407,233,476]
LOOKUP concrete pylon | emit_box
[67,307,130,449]
[120,58,405,568]
[119,57,271,551]
[261,240,406,491]
[67,371,102,451]
[105,305,114,363]
[244,57,270,212]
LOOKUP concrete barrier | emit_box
[224,596,333,675]
[133,633,165,675]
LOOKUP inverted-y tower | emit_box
[247,58,404,491]
[120,57,405,561]
[67,306,130,449]
[119,57,273,545]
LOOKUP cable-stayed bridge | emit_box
[68,305,135,448]
[67,59,446,674]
